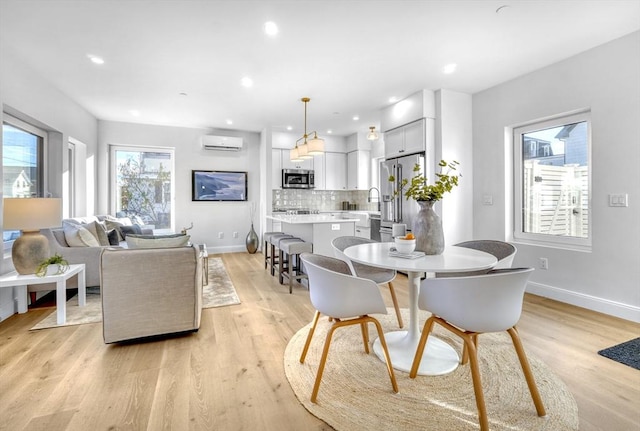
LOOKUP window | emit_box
[513,111,591,249]
[109,146,174,233]
[2,115,47,255]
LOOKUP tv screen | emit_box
[192,170,248,201]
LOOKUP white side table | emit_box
[0,264,86,324]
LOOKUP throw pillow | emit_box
[106,229,120,246]
[126,234,190,249]
[63,223,101,247]
[119,224,142,238]
[93,221,111,246]
[104,220,125,242]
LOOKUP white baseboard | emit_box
[526,281,640,323]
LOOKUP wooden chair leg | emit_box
[360,321,370,354]
[29,292,37,305]
[270,244,277,275]
[507,326,546,417]
[409,316,436,378]
[463,333,490,431]
[264,241,269,269]
[387,281,404,328]
[369,316,398,393]
[300,310,321,364]
[311,321,341,403]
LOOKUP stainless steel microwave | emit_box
[282,169,314,189]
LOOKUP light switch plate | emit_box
[609,193,629,207]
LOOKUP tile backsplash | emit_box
[272,189,380,212]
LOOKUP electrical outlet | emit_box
[539,257,548,270]
[233,231,238,238]
[218,232,224,239]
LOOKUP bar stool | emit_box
[263,231,285,271]
[267,233,294,276]
[279,238,313,293]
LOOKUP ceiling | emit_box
[1,0,639,137]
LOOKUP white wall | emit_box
[436,89,473,246]
[472,31,640,322]
[97,121,261,254]
[0,49,98,320]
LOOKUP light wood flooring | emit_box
[0,252,638,431]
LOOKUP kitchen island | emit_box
[266,213,358,257]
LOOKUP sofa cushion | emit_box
[120,224,143,237]
[93,221,111,246]
[126,234,190,249]
[63,223,101,247]
[107,229,120,246]
[104,219,142,241]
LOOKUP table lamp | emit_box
[3,198,62,274]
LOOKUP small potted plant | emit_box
[389,160,460,254]
[36,253,70,277]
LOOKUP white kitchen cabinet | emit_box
[313,153,325,189]
[347,150,370,190]
[281,149,313,170]
[271,149,282,189]
[354,226,371,239]
[384,118,426,159]
[324,152,347,190]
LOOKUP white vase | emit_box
[45,264,68,276]
[412,200,444,255]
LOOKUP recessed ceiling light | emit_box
[87,55,104,65]
[327,130,333,134]
[226,119,233,125]
[353,115,360,121]
[179,92,188,97]
[286,126,293,131]
[388,96,399,103]
[241,76,253,88]
[442,63,457,74]
[129,110,140,117]
[264,21,279,36]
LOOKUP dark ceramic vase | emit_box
[246,223,259,254]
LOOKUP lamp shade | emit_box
[297,142,312,159]
[3,198,62,232]
[290,147,303,162]
[307,135,324,155]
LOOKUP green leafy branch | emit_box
[389,159,460,202]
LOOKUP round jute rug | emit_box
[284,309,579,431]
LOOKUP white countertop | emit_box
[267,214,359,224]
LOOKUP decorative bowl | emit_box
[394,237,416,254]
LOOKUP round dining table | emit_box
[344,242,497,376]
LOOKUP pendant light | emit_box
[290,97,324,161]
[367,126,379,141]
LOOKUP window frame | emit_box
[2,114,48,258]
[109,144,175,234]
[512,110,592,251]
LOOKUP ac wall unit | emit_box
[202,135,243,151]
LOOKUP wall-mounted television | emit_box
[192,170,248,201]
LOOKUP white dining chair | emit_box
[410,267,546,431]
[298,252,398,403]
[331,236,403,328]
[436,240,517,278]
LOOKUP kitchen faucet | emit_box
[368,187,381,211]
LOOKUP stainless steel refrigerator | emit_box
[379,153,425,242]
